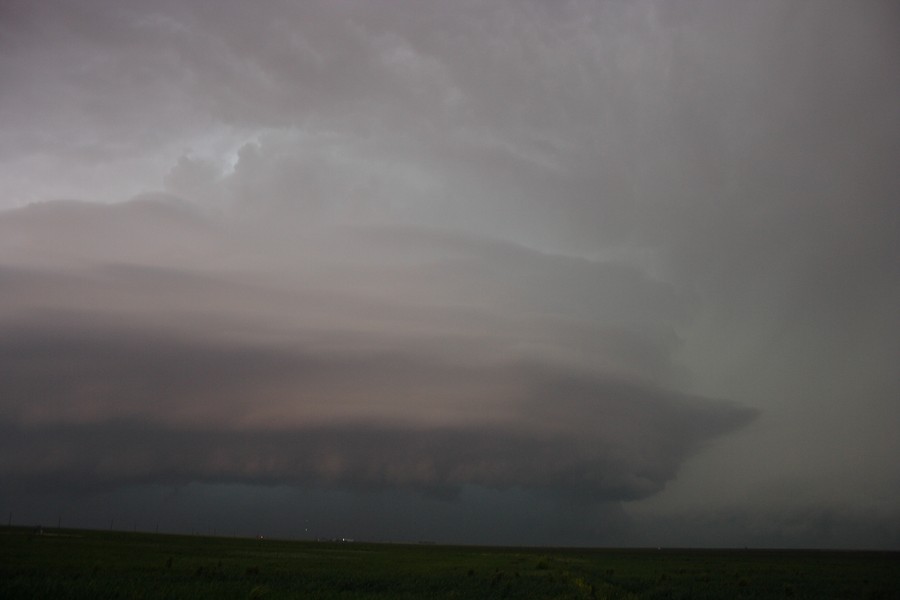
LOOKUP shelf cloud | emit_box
[0,199,753,504]
[1,0,897,547]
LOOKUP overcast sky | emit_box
[1,0,898,548]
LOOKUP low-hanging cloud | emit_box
[0,198,754,502]
[1,0,897,546]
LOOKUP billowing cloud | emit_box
[1,0,897,546]
[0,199,753,503]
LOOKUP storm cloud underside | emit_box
[1,0,898,547]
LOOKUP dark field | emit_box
[2,527,898,599]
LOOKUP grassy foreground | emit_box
[2,527,898,599]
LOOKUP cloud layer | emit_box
[1,0,898,546]
[0,198,753,503]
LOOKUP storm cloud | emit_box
[0,198,752,505]
[1,0,898,546]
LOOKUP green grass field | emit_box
[2,527,898,599]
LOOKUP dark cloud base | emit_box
[0,412,753,502]
[4,481,897,549]
[0,198,756,511]
[1,482,632,547]
[0,315,755,503]
[2,0,897,548]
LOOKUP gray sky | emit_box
[1,0,898,548]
